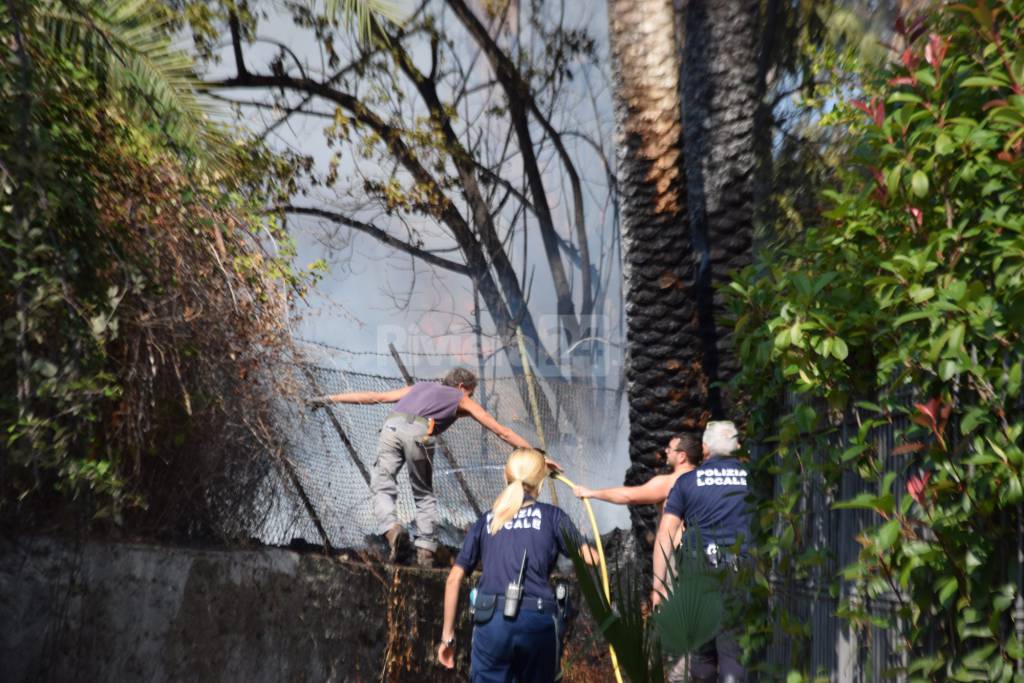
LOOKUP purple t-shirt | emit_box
[664,457,751,550]
[455,501,581,600]
[393,382,464,434]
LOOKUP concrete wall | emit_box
[0,537,611,682]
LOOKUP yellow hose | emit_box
[509,328,615,678]
[552,473,624,683]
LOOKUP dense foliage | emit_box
[729,0,1024,679]
[1,0,313,537]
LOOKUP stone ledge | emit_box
[0,536,614,682]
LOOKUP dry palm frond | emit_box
[323,0,407,44]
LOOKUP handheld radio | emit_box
[503,548,528,618]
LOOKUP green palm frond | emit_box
[563,531,664,683]
[38,0,228,162]
[323,0,407,44]
[652,533,723,658]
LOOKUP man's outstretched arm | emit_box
[310,386,411,406]
[574,475,672,506]
[458,396,532,449]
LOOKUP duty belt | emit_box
[385,411,436,435]
[705,543,748,571]
[492,593,559,614]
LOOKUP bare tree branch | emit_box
[278,205,470,275]
[388,38,560,374]
[446,0,585,342]
[210,31,571,384]
[228,11,248,78]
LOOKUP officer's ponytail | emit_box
[489,448,547,535]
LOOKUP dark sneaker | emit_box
[384,524,409,564]
[415,548,435,568]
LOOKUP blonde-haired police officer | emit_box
[438,448,598,681]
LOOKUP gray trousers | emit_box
[666,633,744,682]
[371,416,438,551]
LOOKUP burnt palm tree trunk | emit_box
[681,0,759,418]
[608,0,708,552]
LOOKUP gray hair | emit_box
[703,420,739,457]
[442,367,477,390]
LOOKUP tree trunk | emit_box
[608,0,708,553]
[681,0,758,419]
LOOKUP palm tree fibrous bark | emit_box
[608,0,708,551]
[610,0,759,555]
[681,0,758,419]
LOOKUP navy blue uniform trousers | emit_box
[471,608,562,682]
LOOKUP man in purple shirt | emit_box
[312,368,546,567]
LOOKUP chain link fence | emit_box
[253,345,629,551]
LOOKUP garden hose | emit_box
[551,473,624,683]
[510,327,615,679]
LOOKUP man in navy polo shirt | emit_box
[652,420,750,682]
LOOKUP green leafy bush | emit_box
[729,1,1024,679]
[1,0,315,536]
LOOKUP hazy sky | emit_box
[209,0,623,381]
[202,1,669,531]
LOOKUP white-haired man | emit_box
[652,420,750,682]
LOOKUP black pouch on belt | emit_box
[473,593,497,625]
[554,582,574,623]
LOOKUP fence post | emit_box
[274,447,334,553]
[514,328,558,506]
[299,365,373,488]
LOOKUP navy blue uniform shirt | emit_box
[664,456,751,550]
[455,500,581,600]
